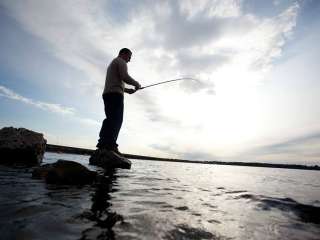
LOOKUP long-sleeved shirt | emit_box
[103,57,139,95]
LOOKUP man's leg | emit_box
[107,93,123,149]
[97,93,123,150]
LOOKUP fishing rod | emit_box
[138,77,198,90]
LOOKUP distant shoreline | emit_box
[46,144,320,171]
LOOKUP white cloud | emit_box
[1,0,111,88]
[231,132,320,165]
[0,85,75,115]
[0,85,100,126]
[1,0,299,91]
[180,0,242,19]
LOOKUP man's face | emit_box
[123,53,132,63]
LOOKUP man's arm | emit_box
[118,60,141,89]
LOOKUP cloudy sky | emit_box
[1,0,319,165]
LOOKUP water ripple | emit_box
[1,153,320,240]
[236,193,320,224]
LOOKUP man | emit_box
[96,48,141,156]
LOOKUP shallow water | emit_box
[0,152,319,240]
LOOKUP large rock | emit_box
[32,160,97,184]
[89,149,131,169]
[0,127,46,166]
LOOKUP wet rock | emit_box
[0,127,46,166]
[32,160,97,185]
[89,149,131,169]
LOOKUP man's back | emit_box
[103,57,125,95]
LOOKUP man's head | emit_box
[118,48,132,63]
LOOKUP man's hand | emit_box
[135,82,141,90]
[125,88,136,94]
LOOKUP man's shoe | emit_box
[110,150,123,159]
[112,147,123,156]
[96,147,123,159]
[97,146,122,155]
[91,148,131,169]
[98,148,122,159]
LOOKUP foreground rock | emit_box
[32,160,97,184]
[0,127,46,166]
[89,149,131,169]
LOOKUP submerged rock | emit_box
[89,149,131,169]
[0,127,46,166]
[32,160,97,184]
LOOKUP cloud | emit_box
[144,1,243,50]
[180,0,242,19]
[181,151,217,161]
[1,0,111,87]
[150,143,217,161]
[254,132,320,155]
[136,92,182,126]
[0,85,75,115]
[78,118,100,127]
[248,2,299,71]
[176,51,230,74]
[154,9,224,50]
[0,85,100,126]
[178,78,215,95]
[1,0,300,98]
[234,132,320,164]
[136,1,300,99]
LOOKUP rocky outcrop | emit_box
[32,160,97,184]
[0,127,46,166]
[89,149,131,169]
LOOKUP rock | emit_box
[32,160,97,184]
[0,127,46,166]
[89,149,131,169]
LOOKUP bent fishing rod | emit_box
[138,77,198,90]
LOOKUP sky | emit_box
[0,0,319,165]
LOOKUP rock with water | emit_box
[89,149,131,169]
[0,127,46,166]
[32,160,97,184]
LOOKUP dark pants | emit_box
[96,93,124,150]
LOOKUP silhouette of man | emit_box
[96,48,141,156]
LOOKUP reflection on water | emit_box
[80,169,121,240]
[0,152,319,240]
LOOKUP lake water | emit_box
[0,152,319,240]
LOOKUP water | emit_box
[0,152,319,240]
